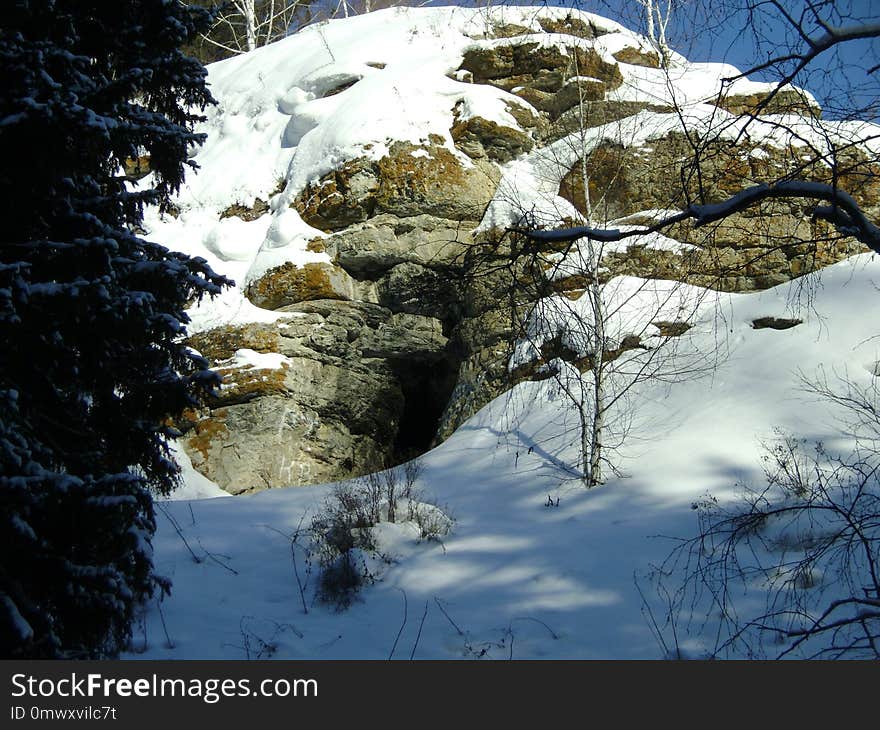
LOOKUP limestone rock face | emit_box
[458,41,623,120]
[179,8,878,493]
[713,88,821,117]
[321,214,475,277]
[182,304,448,492]
[536,14,609,39]
[546,101,669,142]
[451,111,535,163]
[293,140,497,232]
[245,261,367,310]
[189,207,525,492]
[612,45,660,68]
[376,262,459,320]
[556,133,876,291]
[220,198,270,222]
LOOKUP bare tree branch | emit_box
[514,178,880,254]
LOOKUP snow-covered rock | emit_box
[142,6,877,493]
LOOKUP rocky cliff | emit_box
[140,6,877,493]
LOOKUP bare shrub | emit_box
[308,458,451,608]
[652,373,880,659]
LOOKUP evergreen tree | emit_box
[0,0,230,658]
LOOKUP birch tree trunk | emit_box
[574,55,604,486]
[234,0,258,52]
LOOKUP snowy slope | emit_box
[127,7,880,659]
[131,250,880,660]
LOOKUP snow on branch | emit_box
[513,180,880,254]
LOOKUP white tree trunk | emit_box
[589,354,604,486]
[244,0,257,52]
[656,0,674,64]
[572,48,604,485]
[639,0,674,65]
[644,0,656,46]
[580,394,591,481]
[232,0,258,52]
[264,0,276,46]
[585,234,605,487]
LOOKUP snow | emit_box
[509,276,714,370]
[144,3,839,321]
[164,442,230,501]
[126,6,880,659]
[221,348,291,371]
[145,5,574,327]
[136,252,880,659]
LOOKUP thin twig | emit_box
[388,588,408,660]
[635,572,672,658]
[511,615,560,640]
[291,541,309,615]
[156,503,202,564]
[434,596,464,636]
[410,601,429,660]
[196,538,239,575]
[156,599,175,650]
[259,519,311,614]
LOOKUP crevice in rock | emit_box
[322,75,361,97]
[389,354,460,464]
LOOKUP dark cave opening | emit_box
[390,355,460,463]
